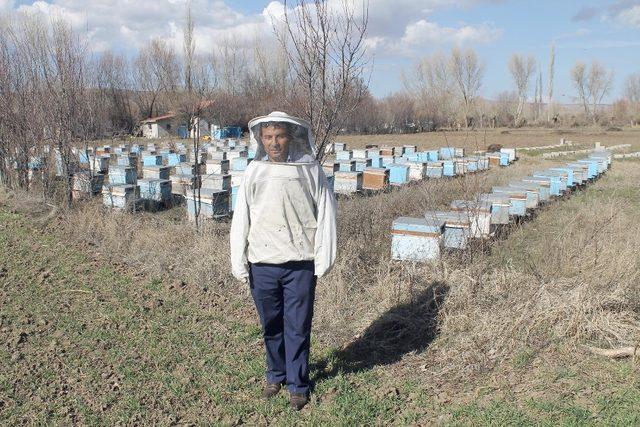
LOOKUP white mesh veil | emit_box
[248,111,316,163]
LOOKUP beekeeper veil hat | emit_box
[249,111,316,163]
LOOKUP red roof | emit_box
[141,113,176,123]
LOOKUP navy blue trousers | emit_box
[249,261,316,394]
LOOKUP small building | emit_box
[141,114,179,139]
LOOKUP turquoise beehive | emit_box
[492,187,527,216]
[391,217,444,262]
[388,164,410,185]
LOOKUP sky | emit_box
[2,0,640,103]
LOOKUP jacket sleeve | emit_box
[230,175,250,281]
[314,166,337,278]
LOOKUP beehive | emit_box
[366,148,381,158]
[548,167,575,188]
[354,158,372,172]
[392,146,405,156]
[138,179,172,202]
[89,155,110,173]
[500,148,517,162]
[450,200,492,238]
[167,153,186,166]
[491,187,527,216]
[487,154,501,167]
[169,174,199,196]
[454,159,467,176]
[206,159,230,175]
[442,160,455,177]
[336,150,352,161]
[426,162,443,178]
[102,184,139,210]
[333,171,363,194]
[424,211,471,249]
[380,155,395,168]
[338,160,356,172]
[379,147,394,156]
[143,155,163,167]
[567,164,589,184]
[521,177,552,200]
[464,158,478,173]
[576,160,598,179]
[201,173,231,191]
[352,149,367,159]
[387,164,410,185]
[534,171,566,194]
[368,155,382,168]
[334,142,346,152]
[108,166,137,185]
[404,145,417,155]
[477,193,510,225]
[499,152,510,166]
[391,217,444,262]
[175,162,197,175]
[116,155,137,167]
[143,166,170,180]
[439,147,455,160]
[407,162,427,181]
[362,167,389,190]
[507,182,540,209]
[72,172,104,200]
[186,188,230,220]
[322,162,340,175]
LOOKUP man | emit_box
[230,111,337,410]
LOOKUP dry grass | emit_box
[3,128,639,393]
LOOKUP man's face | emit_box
[261,124,290,162]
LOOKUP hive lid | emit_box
[450,200,492,211]
[393,217,444,234]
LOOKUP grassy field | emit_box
[1,128,639,424]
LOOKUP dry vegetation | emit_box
[2,130,639,423]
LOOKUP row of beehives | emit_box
[391,151,613,262]
[327,143,517,195]
[69,139,255,218]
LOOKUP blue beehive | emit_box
[465,158,478,173]
[380,156,395,168]
[534,171,565,194]
[102,184,139,210]
[366,148,380,158]
[186,188,230,220]
[439,147,456,160]
[477,193,510,225]
[387,164,410,185]
[576,160,598,179]
[338,160,356,172]
[138,178,171,202]
[523,172,562,196]
[352,149,367,159]
[415,152,430,162]
[175,162,197,175]
[404,154,419,162]
[549,168,575,188]
[391,217,444,262]
[404,145,417,155]
[507,182,540,209]
[499,152,510,166]
[143,155,163,166]
[231,157,251,171]
[492,187,527,216]
[367,155,382,168]
[522,176,554,199]
[334,142,347,152]
[108,166,137,185]
[567,164,589,184]
[247,149,256,160]
[426,162,443,178]
[167,153,186,166]
[442,160,455,177]
[354,158,372,172]
[336,150,352,161]
[426,151,439,162]
[424,211,471,250]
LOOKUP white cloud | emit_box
[401,19,502,46]
[617,5,640,27]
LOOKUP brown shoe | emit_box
[262,383,282,399]
[289,392,309,411]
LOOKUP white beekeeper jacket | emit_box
[230,112,337,280]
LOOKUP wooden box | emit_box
[108,166,137,185]
[362,167,389,190]
[143,166,170,180]
[201,173,231,191]
[477,193,510,225]
[333,171,363,194]
[206,159,230,175]
[491,187,527,216]
[387,164,410,185]
[450,200,492,238]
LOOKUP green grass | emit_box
[1,207,639,425]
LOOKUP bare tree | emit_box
[508,54,536,126]
[276,0,370,161]
[571,60,614,124]
[133,39,180,119]
[403,51,454,129]
[547,43,555,123]
[624,73,640,125]
[449,47,484,128]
